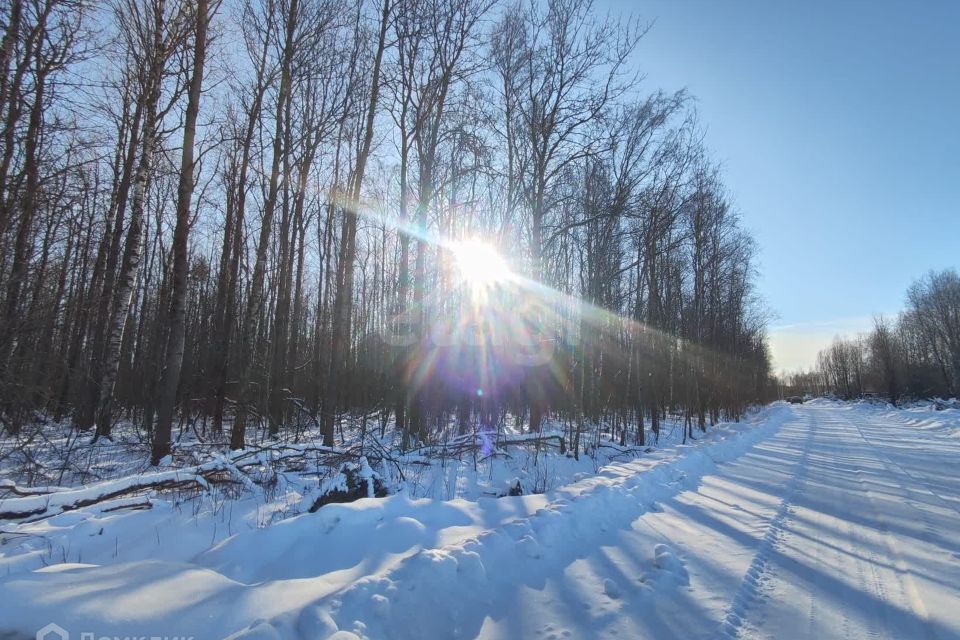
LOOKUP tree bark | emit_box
[321,0,392,446]
[153,0,212,464]
[94,0,170,440]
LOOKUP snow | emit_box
[2,402,959,639]
[0,462,221,519]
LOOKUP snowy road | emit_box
[311,403,960,639]
[3,403,960,640]
[471,403,960,640]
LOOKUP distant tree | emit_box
[811,270,960,402]
[907,269,960,397]
[868,315,900,404]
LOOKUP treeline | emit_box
[783,269,960,403]
[0,0,772,464]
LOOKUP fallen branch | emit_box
[0,460,247,522]
[100,498,154,514]
[0,479,71,498]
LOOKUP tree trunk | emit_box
[153,0,211,464]
[230,0,299,450]
[94,0,169,440]
[321,0,391,446]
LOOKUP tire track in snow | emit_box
[833,508,858,640]
[843,413,938,640]
[827,414,888,640]
[714,413,815,640]
[846,490,889,640]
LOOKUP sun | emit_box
[452,239,511,289]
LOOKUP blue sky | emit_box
[600,0,960,371]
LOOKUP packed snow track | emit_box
[2,402,959,639]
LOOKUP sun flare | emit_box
[452,239,512,289]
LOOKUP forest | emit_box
[0,0,773,468]
[782,270,960,404]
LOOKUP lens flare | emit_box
[329,194,746,402]
[452,239,511,289]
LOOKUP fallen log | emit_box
[0,479,71,498]
[0,461,243,522]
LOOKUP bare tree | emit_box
[92,0,191,440]
[321,0,392,446]
[0,0,776,462]
[152,0,217,463]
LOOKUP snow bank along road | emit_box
[2,402,959,640]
